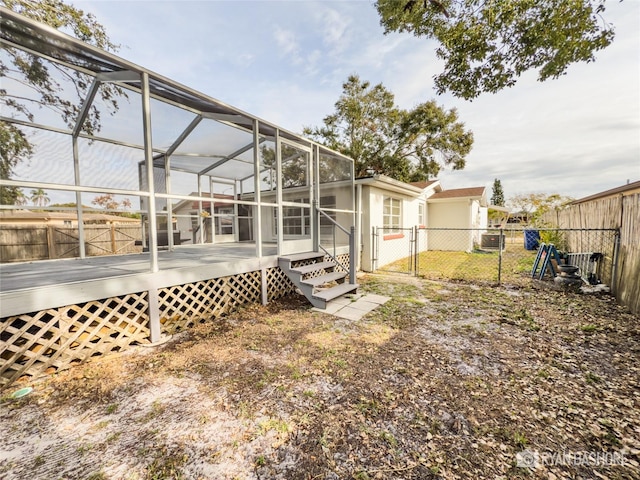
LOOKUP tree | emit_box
[376,0,616,99]
[508,192,573,225]
[30,188,50,207]
[14,188,28,206]
[260,144,308,189]
[303,75,473,182]
[491,178,505,206]
[1,0,124,201]
[91,193,132,211]
[0,121,33,204]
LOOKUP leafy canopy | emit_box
[0,0,124,203]
[0,121,33,204]
[509,192,573,225]
[376,0,616,99]
[303,75,473,182]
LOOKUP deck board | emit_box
[0,243,277,296]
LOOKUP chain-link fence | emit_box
[372,227,416,274]
[372,227,620,288]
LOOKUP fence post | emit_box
[413,226,418,276]
[611,229,621,295]
[47,225,56,259]
[110,223,117,253]
[371,226,377,272]
[497,228,504,285]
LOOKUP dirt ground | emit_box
[1,273,639,480]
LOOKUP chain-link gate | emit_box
[372,227,416,274]
[372,227,620,289]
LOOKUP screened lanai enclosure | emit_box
[0,9,355,387]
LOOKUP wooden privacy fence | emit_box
[0,224,142,262]
[542,193,640,315]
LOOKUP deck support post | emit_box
[147,286,162,343]
[275,129,284,255]
[253,119,263,258]
[141,71,158,272]
[261,267,268,305]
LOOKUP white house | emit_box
[357,176,432,271]
[356,175,488,271]
[172,193,238,245]
[426,186,488,251]
[171,180,355,254]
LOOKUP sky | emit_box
[75,0,639,203]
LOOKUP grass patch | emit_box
[382,244,538,284]
[145,446,188,480]
[416,250,499,282]
[257,417,290,435]
[580,324,599,334]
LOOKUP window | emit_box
[274,203,310,237]
[418,203,425,227]
[215,207,233,235]
[273,195,336,237]
[383,196,401,233]
[319,195,336,238]
[215,206,234,235]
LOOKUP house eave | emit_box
[428,195,485,204]
[355,175,424,196]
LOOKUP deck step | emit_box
[278,252,325,263]
[312,282,359,303]
[277,251,355,310]
[291,261,335,275]
[301,271,347,287]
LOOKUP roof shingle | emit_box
[429,186,486,199]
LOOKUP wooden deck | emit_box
[0,243,277,317]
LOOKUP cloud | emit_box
[274,26,300,58]
[317,7,351,54]
[31,0,640,203]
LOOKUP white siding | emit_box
[428,201,474,251]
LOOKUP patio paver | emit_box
[313,293,391,320]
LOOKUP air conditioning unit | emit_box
[481,233,505,250]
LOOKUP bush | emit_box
[539,228,567,251]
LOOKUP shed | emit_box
[427,187,488,251]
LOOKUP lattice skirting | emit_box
[335,253,350,273]
[0,255,350,389]
[159,270,265,334]
[0,293,150,388]
[266,267,297,302]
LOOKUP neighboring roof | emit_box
[172,193,235,211]
[570,180,640,205]
[409,180,439,190]
[429,187,486,200]
[0,210,139,223]
[357,176,488,201]
[488,205,511,213]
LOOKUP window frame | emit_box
[383,196,402,234]
[214,206,234,235]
